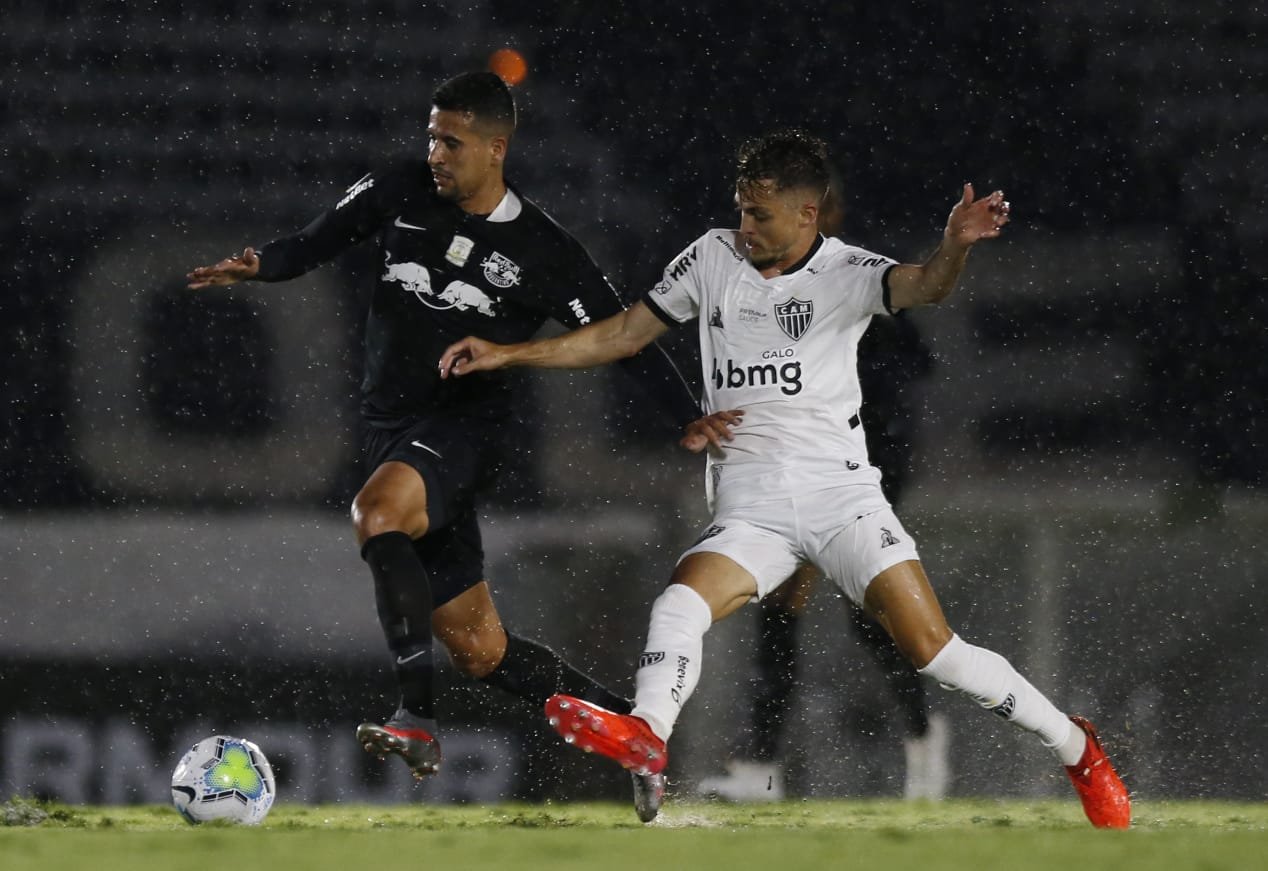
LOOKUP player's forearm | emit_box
[507,313,647,370]
[254,210,372,282]
[898,238,971,307]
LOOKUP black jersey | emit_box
[254,156,699,426]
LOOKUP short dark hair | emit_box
[735,129,830,198]
[432,71,517,136]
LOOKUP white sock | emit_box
[630,584,713,742]
[919,634,1084,764]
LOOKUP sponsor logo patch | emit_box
[383,251,497,316]
[712,358,803,395]
[381,251,432,296]
[670,655,690,704]
[847,253,891,268]
[338,173,374,209]
[669,246,698,281]
[568,297,591,325]
[880,527,900,548]
[713,233,745,262]
[638,651,665,669]
[445,234,474,266]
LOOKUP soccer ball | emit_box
[170,735,276,825]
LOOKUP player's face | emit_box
[736,181,817,271]
[427,107,504,205]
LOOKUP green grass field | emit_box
[4,797,1266,871]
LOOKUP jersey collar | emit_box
[486,187,523,223]
[776,233,824,277]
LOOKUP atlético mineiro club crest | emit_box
[774,298,813,341]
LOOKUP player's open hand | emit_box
[945,184,1010,248]
[439,336,508,378]
[187,247,260,289]
[680,409,745,454]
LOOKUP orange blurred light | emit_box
[489,47,528,86]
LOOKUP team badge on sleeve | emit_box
[774,298,814,341]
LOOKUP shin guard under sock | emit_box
[480,632,632,714]
[918,633,1073,755]
[362,531,436,720]
[631,584,714,742]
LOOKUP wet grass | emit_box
[3,797,1266,870]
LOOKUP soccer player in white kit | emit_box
[438,130,1130,828]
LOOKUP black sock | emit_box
[849,604,929,737]
[751,600,800,761]
[362,531,435,720]
[480,632,632,715]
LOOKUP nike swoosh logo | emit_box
[394,217,427,232]
[410,440,443,459]
[395,650,429,665]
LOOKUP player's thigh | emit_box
[816,506,920,606]
[677,520,801,619]
[862,560,952,669]
[357,415,496,540]
[765,562,819,612]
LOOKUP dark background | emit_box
[5,0,1266,507]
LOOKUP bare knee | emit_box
[899,625,954,670]
[351,464,430,544]
[443,628,506,678]
[352,492,413,543]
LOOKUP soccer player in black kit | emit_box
[188,71,697,819]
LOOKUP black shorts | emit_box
[361,415,503,607]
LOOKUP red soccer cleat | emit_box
[545,694,667,776]
[356,720,441,779]
[1065,716,1131,829]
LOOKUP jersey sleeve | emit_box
[535,232,703,429]
[253,161,416,282]
[839,245,899,318]
[536,233,628,328]
[640,235,709,326]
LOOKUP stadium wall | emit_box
[3,505,1265,805]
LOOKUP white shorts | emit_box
[682,465,920,605]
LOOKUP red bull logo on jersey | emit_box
[381,251,432,296]
[382,252,497,316]
[774,297,814,341]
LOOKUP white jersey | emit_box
[644,230,896,475]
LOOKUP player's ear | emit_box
[489,134,508,167]
[800,199,819,229]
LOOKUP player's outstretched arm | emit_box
[186,247,261,289]
[887,184,1010,310]
[439,300,669,378]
